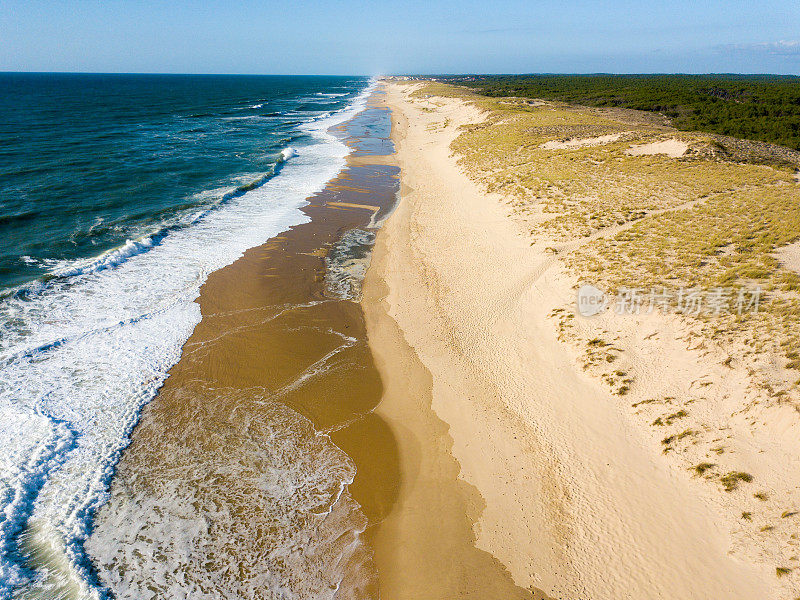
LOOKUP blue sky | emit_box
[1,0,799,74]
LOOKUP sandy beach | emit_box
[361,81,796,599]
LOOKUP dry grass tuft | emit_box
[720,471,754,492]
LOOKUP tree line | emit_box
[441,74,800,151]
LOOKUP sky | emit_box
[1,0,799,75]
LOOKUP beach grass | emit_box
[411,81,800,404]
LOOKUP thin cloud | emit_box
[458,26,533,35]
[716,40,800,56]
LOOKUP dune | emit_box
[363,81,783,599]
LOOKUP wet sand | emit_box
[88,92,400,598]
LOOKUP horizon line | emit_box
[2,70,800,78]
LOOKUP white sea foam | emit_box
[324,229,377,301]
[0,79,375,599]
[220,115,276,121]
[48,236,157,278]
[303,81,375,135]
[280,146,298,161]
[86,391,375,600]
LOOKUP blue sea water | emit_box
[0,74,366,290]
[0,73,372,599]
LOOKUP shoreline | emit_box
[363,81,779,598]
[87,89,401,598]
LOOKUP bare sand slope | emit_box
[364,82,776,599]
[776,241,800,274]
[626,138,688,157]
[540,132,628,150]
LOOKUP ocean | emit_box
[0,73,374,599]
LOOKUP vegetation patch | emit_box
[720,471,754,492]
[410,81,800,400]
[691,462,716,476]
[444,74,800,152]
